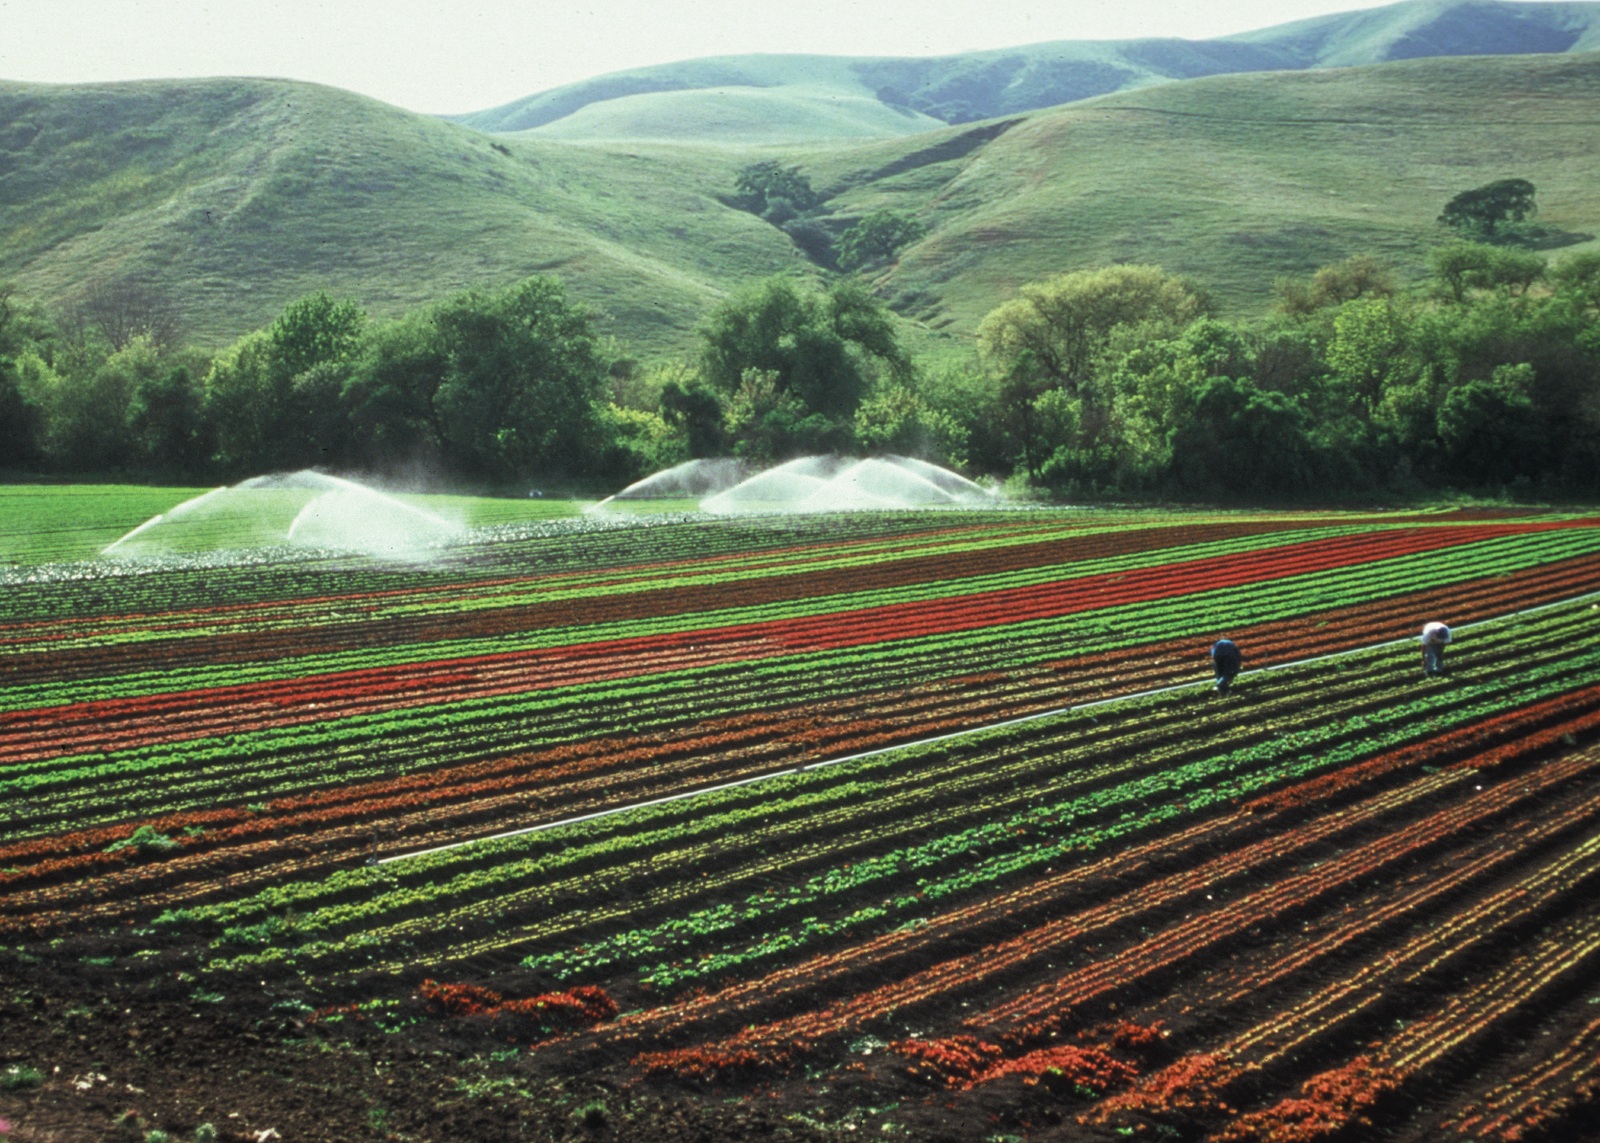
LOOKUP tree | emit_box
[1326,296,1412,416]
[125,362,203,473]
[732,162,819,224]
[269,292,365,381]
[342,316,449,470]
[977,265,1208,399]
[1438,178,1537,239]
[1274,255,1396,316]
[696,277,910,456]
[1167,376,1314,497]
[721,369,838,462]
[597,402,686,478]
[1428,242,1545,303]
[1550,251,1600,313]
[431,276,608,481]
[977,266,1207,480]
[202,331,280,474]
[0,358,39,468]
[344,320,440,462]
[202,292,366,474]
[23,336,159,472]
[780,220,838,269]
[0,284,41,467]
[659,376,727,458]
[62,277,184,353]
[838,211,927,272]
[852,383,966,466]
[1435,365,1545,487]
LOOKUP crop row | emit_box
[150,600,1600,986]
[2,513,1107,653]
[2,549,1593,927]
[8,550,1595,879]
[623,711,1600,1081]
[6,517,1577,715]
[0,518,1391,705]
[1084,792,1600,1136]
[7,522,1595,796]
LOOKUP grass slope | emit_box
[794,51,1600,338]
[4,52,1599,362]
[524,84,945,143]
[0,78,812,355]
[454,0,1600,142]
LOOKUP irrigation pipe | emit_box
[379,586,1600,865]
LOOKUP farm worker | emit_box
[1421,621,1452,676]
[1210,638,1242,695]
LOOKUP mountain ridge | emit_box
[2,38,1598,360]
[448,0,1600,141]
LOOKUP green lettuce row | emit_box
[5,526,1595,833]
[198,603,1597,975]
[1,519,1362,708]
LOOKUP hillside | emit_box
[3,52,1599,362]
[0,78,811,355]
[453,0,1600,143]
[527,83,945,143]
[795,50,1600,336]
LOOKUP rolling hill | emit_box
[2,46,1598,362]
[0,78,812,354]
[452,0,1600,144]
[798,51,1600,337]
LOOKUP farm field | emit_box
[3,490,1600,1142]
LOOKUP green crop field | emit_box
[3,483,1600,1140]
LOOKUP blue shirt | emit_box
[1211,639,1242,673]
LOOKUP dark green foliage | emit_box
[732,162,819,223]
[431,277,608,482]
[125,364,203,473]
[0,286,41,469]
[697,277,910,459]
[342,315,449,470]
[659,377,727,458]
[203,292,367,474]
[1435,367,1545,487]
[1169,376,1314,497]
[838,211,928,272]
[1437,178,1537,239]
[780,219,838,269]
[3,234,1597,500]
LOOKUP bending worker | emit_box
[1421,620,1452,677]
[1211,638,1242,695]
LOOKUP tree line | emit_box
[1,239,1597,499]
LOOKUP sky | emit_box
[0,0,1442,115]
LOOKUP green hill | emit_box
[525,84,945,143]
[3,52,1599,363]
[453,0,1600,143]
[794,51,1600,337]
[0,78,812,355]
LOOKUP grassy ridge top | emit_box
[3,51,1599,361]
[524,84,946,143]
